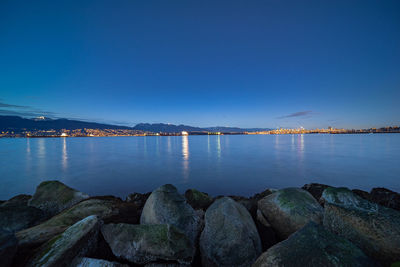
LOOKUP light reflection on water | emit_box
[0,134,399,199]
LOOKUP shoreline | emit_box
[1,180,399,266]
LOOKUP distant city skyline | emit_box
[1,0,399,129]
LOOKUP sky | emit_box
[0,0,399,129]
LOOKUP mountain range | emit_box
[0,116,271,133]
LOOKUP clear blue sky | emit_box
[1,0,399,129]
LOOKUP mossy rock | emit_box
[253,222,378,267]
[258,188,323,239]
[0,205,46,232]
[0,230,17,267]
[101,223,194,265]
[1,194,32,207]
[28,180,89,217]
[184,189,213,210]
[27,215,101,267]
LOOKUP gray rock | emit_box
[144,263,189,267]
[126,192,151,209]
[200,197,262,267]
[370,187,400,211]
[101,223,194,265]
[252,222,377,267]
[27,215,101,267]
[322,187,400,265]
[28,180,89,217]
[16,197,140,251]
[0,205,46,232]
[74,257,128,267]
[258,188,323,239]
[140,184,200,244]
[0,230,17,267]
[301,183,331,202]
[185,189,213,210]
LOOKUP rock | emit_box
[252,222,377,267]
[144,263,189,267]
[28,180,89,217]
[251,188,276,202]
[101,223,195,265]
[126,192,151,209]
[74,257,128,267]
[302,183,331,202]
[352,189,372,202]
[27,215,101,267]
[0,230,18,267]
[0,205,46,232]
[185,189,213,210]
[140,184,200,244]
[1,194,32,207]
[256,209,278,250]
[16,197,140,251]
[258,188,323,239]
[322,187,400,265]
[229,195,257,217]
[370,187,400,211]
[200,197,261,267]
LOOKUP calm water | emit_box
[0,134,399,200]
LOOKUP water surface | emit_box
[0,134,399,199]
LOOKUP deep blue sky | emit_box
[1,0,399,129]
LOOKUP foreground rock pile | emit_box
[0,181,399,266]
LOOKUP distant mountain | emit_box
[133,123,271,133]
[132,123,205,133]
[0,116,132,131]
[0,116,271,133]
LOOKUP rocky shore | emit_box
[1,181,399,267]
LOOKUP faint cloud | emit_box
[277,110,313,119]
[0,101,56,118]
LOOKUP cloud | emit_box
[277,110,313,119]
[0,101,57,118]
[0,102,30,109]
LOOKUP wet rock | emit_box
[27,215,101,267]
[252,222,377,267]
[140,184,201,245]
[229,195,257,217]
[200,197,261,267]
[0,230,17,267]
[29,180,89,217]
[126,192,151,210]
[1,194,32,207]
[323,187,400,265]
[16,197,140,251]
[258,188,323,239]
[101,223,195,265]
[370,187,400,211]
[302,183,331,202]
[74,257,128,267]
[256,209,278,250]
[185,189,213,210]
[0,205,46,232]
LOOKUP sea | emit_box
[0,134,399,200]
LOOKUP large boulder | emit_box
[28,180,89,217]
[16,197,140,252]
[140,184,200,244]
[200,197,261,267]
[252,222,377,267]
[101,223,194,265]
[0,230,18,267]
[322,187,400,265]
[185,189,213,210]
[258,188,323,239]
[27,215,101,267]
[74,257,128,267]
[256,209,278,250]
[0,204,46,232]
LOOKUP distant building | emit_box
[61,133,68,137]
[181,131,189,136]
